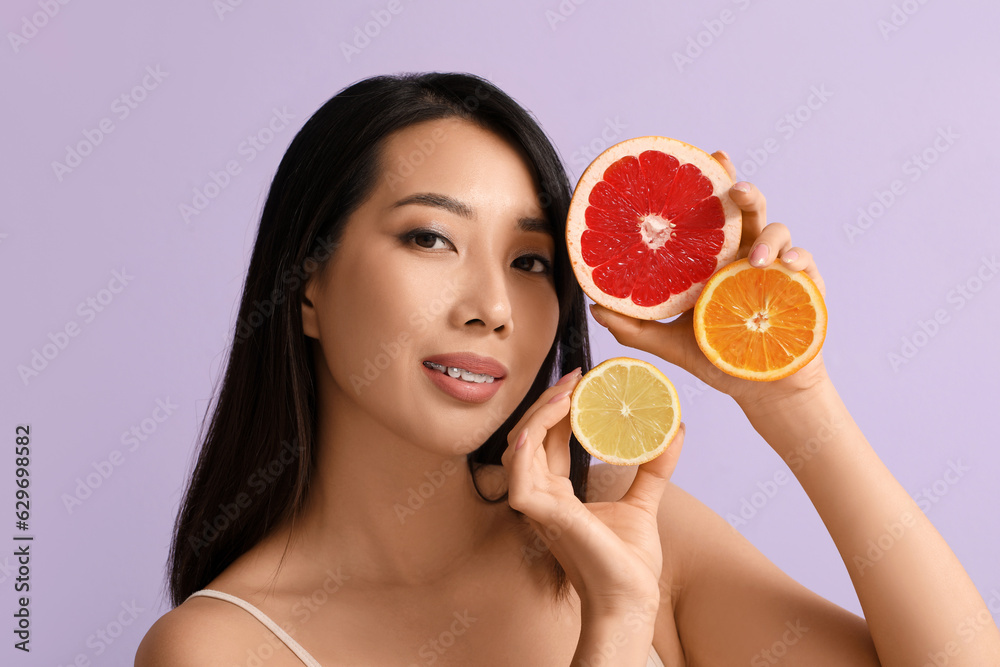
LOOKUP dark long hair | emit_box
[166,72,593,607]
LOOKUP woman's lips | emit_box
[421,363,503,404]
[421,353,508,379]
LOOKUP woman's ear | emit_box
[301,275,320,340]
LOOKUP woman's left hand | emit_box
[587,150,830,412]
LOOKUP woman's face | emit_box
[302,117,560,456]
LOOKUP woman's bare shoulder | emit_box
[134,595,267,666]
[585,461,725,550]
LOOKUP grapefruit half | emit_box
[567,136,742,320]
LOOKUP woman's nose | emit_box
[450,265,513,335]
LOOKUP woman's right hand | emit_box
[500,368,685,617]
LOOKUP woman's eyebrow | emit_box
[390,192,553,236]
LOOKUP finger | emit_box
[621,423,686,514]
[507,368,582,449]
[504,426,547,516]
[746,222,792,268]
[778,246,826,297]
[728,181,767,258]
[543,379,580,479]
[504,392,577,516]
[712,151,766,257]
[589,303,697,370]
[711,150,737,181]
[506,369,581,479]
[545,419,573,480]
[778,245,811,272]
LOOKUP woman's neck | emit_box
[279,399,515,590]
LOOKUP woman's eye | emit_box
[514,255,553,274]
[408,231,450,250]
[405,229,551,274]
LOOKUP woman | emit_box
[136,72,999,666]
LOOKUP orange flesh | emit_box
[702,269,817,372]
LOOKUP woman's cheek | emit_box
[408,310,428,335]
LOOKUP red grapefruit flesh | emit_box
[567,136,742,320]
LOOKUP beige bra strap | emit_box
[647,643,665,667]
[186,589,323,667]
[189,588,660,667]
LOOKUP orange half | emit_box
[693,258,827,381]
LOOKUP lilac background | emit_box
[2,0,999,664]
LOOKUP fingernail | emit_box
[589,303,608,327]
[716,150,730,161]
[556,367,582,385]
[732,181,751,193]
[750,243,769,267]
[515,430,527,450]
[548,390,572,404]
[781,250,799,263]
